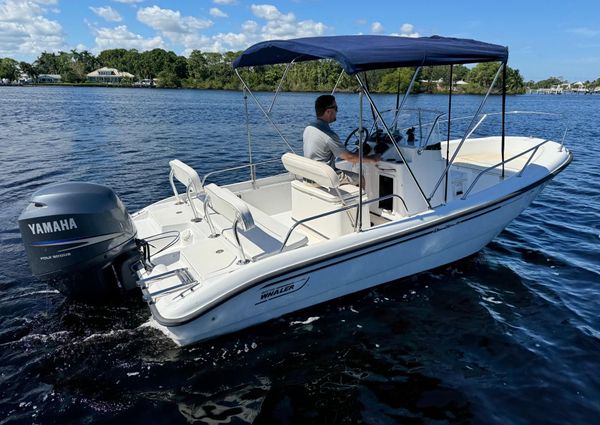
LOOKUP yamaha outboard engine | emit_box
[18,182,142,302]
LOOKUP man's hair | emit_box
[315,94,336,117]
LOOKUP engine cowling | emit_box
[18,182,141,302]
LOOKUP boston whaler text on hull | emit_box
[18,35,572,346]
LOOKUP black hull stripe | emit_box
[147,153,572,327]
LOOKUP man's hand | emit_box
[340,151,381,164]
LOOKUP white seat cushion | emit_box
[205,183,254,231]
[169,159,202,193]
[282,153,340,188]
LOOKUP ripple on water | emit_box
[0,88,599,424]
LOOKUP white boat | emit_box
[19,36,572,346]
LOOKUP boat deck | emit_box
[132,135,558,309]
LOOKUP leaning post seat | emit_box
[203,183,308,261]
[169,159,203,222]
[281,153,370,239]
[204,183,255,264]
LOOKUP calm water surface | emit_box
[0,87,599,424]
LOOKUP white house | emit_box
[87,67,134,84]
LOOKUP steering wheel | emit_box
[344,127,369,153]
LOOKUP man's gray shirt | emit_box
[303,119,347,169]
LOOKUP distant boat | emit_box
[19,35,572,346]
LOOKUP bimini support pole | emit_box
[390,66,422,131]
[356,88,364,231]
[331,69,345,95]
[268,60,294,115]
[243,87,256,185]
[235,68,296,154]
[429,64,504,201]
[501,62,507,179]
[445,65,454,203]
[356,74,432,210]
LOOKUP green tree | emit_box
[504,67,525,93]
[532,76,564,89]
[376,68,418,93]
[19,61,37,80]
[187,50,209,81]
[71,49,99,75]
[98,48,135,71]
[0,58,19,81]
[453,64,470,82]
[468,62,525,94]
[172,56,188,80]
[157,70,180,88]
[34,52,62,74]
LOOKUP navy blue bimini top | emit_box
[233,35,508,74]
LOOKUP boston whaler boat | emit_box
[19,36,572,346]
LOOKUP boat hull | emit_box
[152,184,543,346]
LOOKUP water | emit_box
[1,87,599,424]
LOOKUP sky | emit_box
[1,0,599,82]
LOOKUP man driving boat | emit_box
[303,95,380,187]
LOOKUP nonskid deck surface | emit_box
[448,136,547,171]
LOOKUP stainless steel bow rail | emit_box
[426,111,568,202]
[461,138,553,199]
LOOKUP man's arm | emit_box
[339,150,381,164]
[325,137,381,164]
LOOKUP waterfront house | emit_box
[37,74,61,83]
[86,67,134,84]
[571,81,588,94]
[19,72,32,85]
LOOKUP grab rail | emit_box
[279,194,408,252]
[461,138,552,199]
[428,110,568,201]
[201,158,283,187]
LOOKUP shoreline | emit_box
[0,83,530,96]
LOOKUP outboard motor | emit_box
[18,182,142,302]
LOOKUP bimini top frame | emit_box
[233,35,509,224]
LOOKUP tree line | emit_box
[0,48,532,93]
[526,76,600,89]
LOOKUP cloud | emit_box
[213,0,236,4]
[90,6,122,22]
[112,0,144,4]
[209,7,227,18]
[241,20,258,33]
[390,23,420,38]
[0,0,65,58]
[251,4,292,21]
[198,4,328,53]
[91,24,165,51]
[196,4,329,51]
[135,5,214,54]
[137,6,212,35]
[251,3,327,39]
[371,21,384,34]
